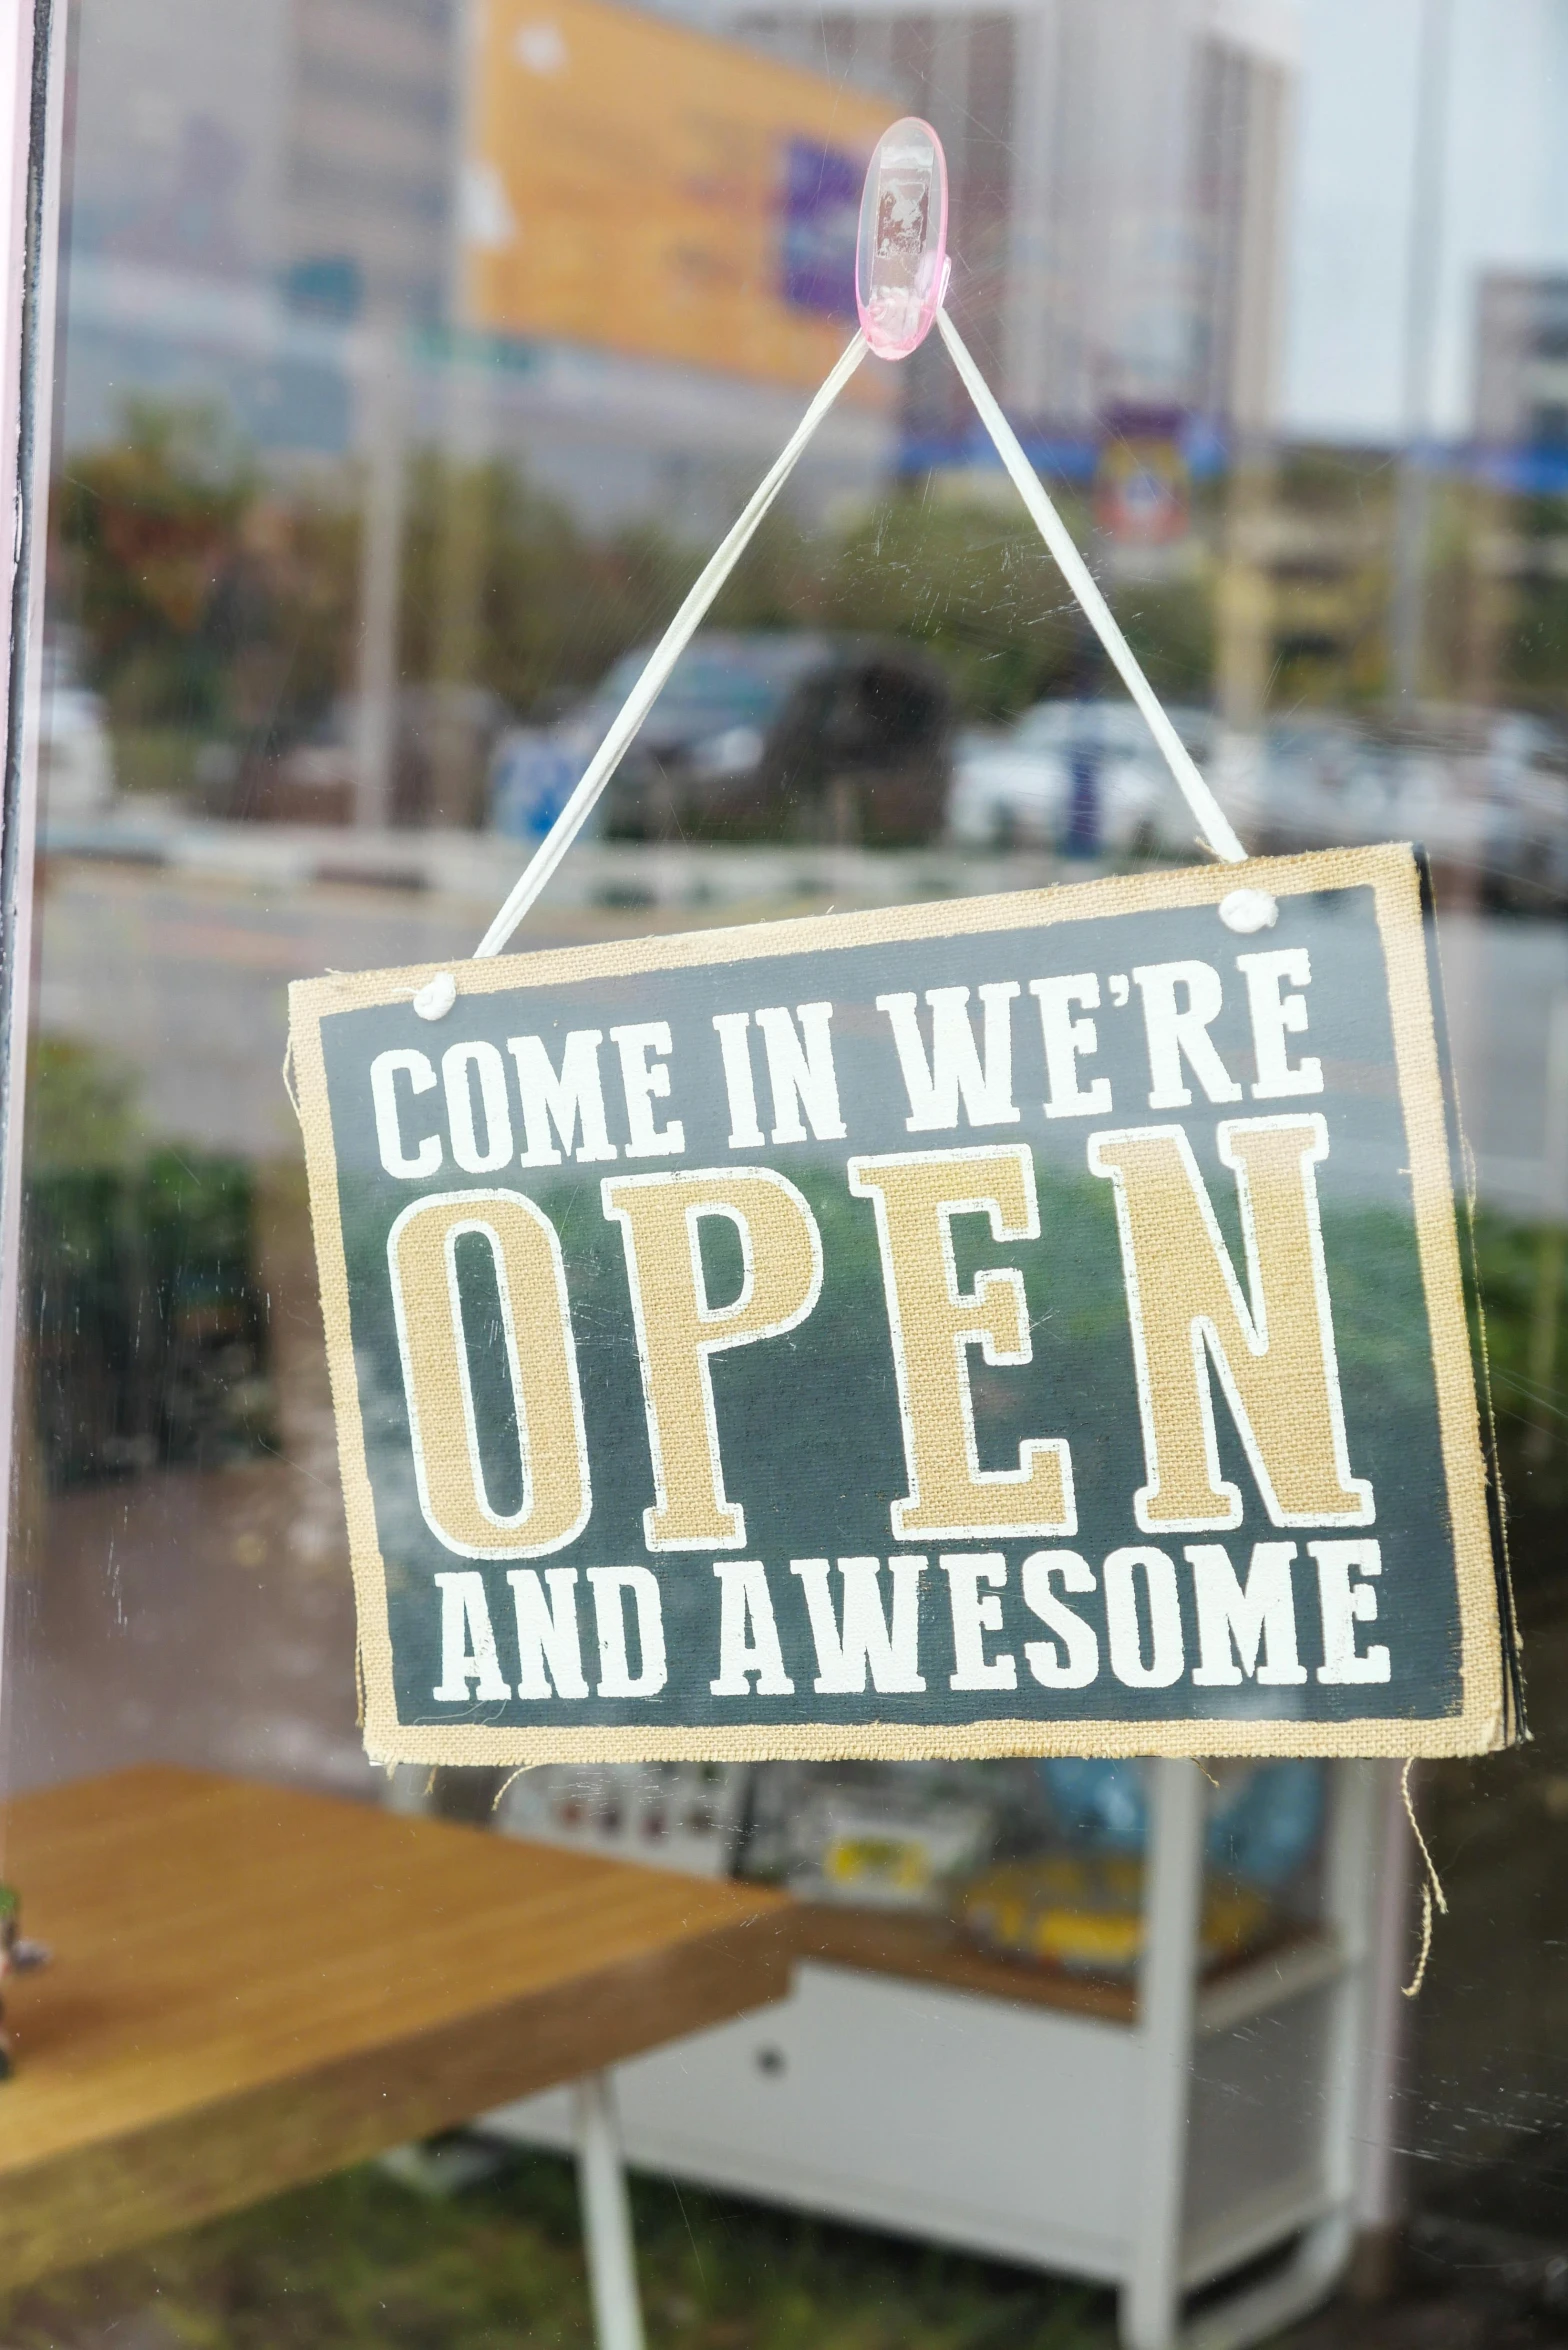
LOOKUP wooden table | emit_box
[0,1766,792,2343]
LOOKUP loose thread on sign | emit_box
[281,1038,301,1124]
[1401,1758,1448,1998]
[492,1764,530,1813]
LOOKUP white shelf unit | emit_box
[482,1758,1395,2350]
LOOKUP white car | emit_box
[947,698,1217,856]
[38,683,115,818]
[1249,713,1568,903]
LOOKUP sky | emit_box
[1282,0,1568,440]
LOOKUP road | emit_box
[29,851,1568,1214]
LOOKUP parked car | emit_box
[1248,710,1568,908]
[491,631,955,848]
[38,685,115,818]
[37,636,114,819]
[947,697,1218,856]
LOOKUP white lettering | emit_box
[1104,1546,1185,1687]
[755,1002,846,1142]
[1133,960,1243,1109]
[942,1552,1017,1690]
[1186,1541,1307,1685]
[1020,1550,1100,1688]
[1031,974,1113,1119]
[508,1030,618,1165]
[505,1566,589,1699]
[877,985,1022,1131]
[587,1566,668,1696]
[442,1042,515,1174]
[432,1570,509,1701]
[710,1560,795,1695]
[610,1023,686,1158]
[1311,1538,1390,1683]
[1238,948,1323,1099]
[372,1047,441,1179]
[790,1556,926,1693]
[712,1013,764,1149]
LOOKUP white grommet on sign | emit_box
[1219,889,1278,935]
[413,972,457,1021]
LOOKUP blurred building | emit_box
[718,0,1299,443]
[1475,273,1568,479]
[65,0,1296,468]
[61,0,896,531]
[282,0,456,327]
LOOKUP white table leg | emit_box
[1123,1757,1206,2350]
[574,2071,648,2350]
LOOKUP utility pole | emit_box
[1388,0,1454,713]
[353,322,407,831]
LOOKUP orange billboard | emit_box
[462,0,892,394]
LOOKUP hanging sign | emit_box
[289,843,1508,1767]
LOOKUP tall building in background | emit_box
[62,0,294,446]
[719,0,1296,441]
[1475,273,1568,478]
[282,0,456,326]
[61,0,1295,518]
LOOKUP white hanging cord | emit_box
[474,330,870,958]
[1399,1756,1448,1999]
[935,309,1249,868]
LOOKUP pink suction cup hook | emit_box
[856,117,949,361]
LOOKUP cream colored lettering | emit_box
[1089,1116,1373,1532]
[848,1145,1075,1542]
[602,1168,822,1550]
[388,1189,591,1559]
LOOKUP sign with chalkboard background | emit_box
[289,844,1511,1767]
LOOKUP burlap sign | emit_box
[288,844,1514,1766]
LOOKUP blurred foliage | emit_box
[397,453,700,713]
[812,493,1082,720]
[54,401,358,744]
[53,399,1568,773]
[24,1036,142,1174]
[23,1038,272,1485]
[0,2150,1111,2350]
[51,403,1225,772]
[1500,495,1568,714]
